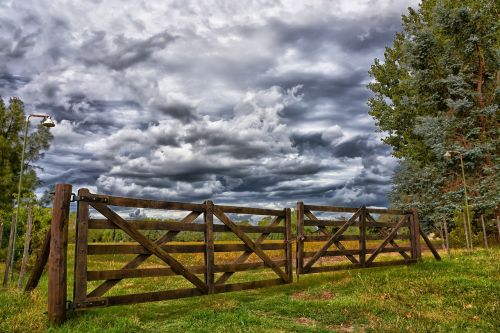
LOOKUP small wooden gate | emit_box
[72,189,293,309]
[296,202,440,275]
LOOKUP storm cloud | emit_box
[0,0,417,210]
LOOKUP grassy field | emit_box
[0,247,499,333]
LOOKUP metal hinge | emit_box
[71,194,109,203]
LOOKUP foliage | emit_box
[368,0,499,229]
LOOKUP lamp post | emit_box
[2,114,55,286]
[444,150,473,251]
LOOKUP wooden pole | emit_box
[296,202,304,279]
[203,200,214,294]
[48,184,72,325]
[359,207,366,268]
[439,223,446,251]
[2,215,16,287]
[0,221,4,249]
[284,208,293,283]
[17,206,33,289]
[73,189,90,304]
[25,228,51,292]
[443,220,451,260]
[463,212,470,254]
[480,215,488,250]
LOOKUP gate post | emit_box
[410,209,422,261]
[48,184,72,325]
[296,202,304,277]
[284,208,293,283]
[359,206,367,268]
[74,188,90,306]
[204,200,215,294]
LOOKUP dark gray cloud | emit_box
[0,0,417,211]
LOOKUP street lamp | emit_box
[3,114,56,286]
[444,150,473,250]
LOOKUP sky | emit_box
[0,0,420,212]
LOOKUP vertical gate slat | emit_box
[74,188,90,304]
[284,208,293,283]
[359,207,366,268]
[296,202,304,276]
[204,201,215,294]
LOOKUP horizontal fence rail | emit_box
[34,184,440,325]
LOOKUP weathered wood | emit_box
[284,208,293,283]
[418,224,441,261]
[204,201,215,293]
[303,204,404,215]
[359,208,367,267]
[462,212,470,254]
[303,219,400,228]
[88,194,204,211]
[306,259,418,273]
[89,219,284,233]
[91,203,208,292]
[215,216,283,285]
[73,189,90,305]
[389,240,411,260]
[217,205,285,216]
[17,206,33,289]
[366,215,408,265]
[296,201,304,276]
[303,234,408,242]
[88,211,201,298]
[302,247,412,258]
[303,208,362,272]
[2,216,16,287]
[412,209,422,259]
[213,206,288,282]
[480,215,488,249]
[0,221,4,249]
[87,260,287,280]
[48,184,72,325]
[25,228,51,292]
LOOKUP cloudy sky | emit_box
[0,0,419,210]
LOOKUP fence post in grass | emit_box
[443,220,451,260]
[480,215,488,250]
[409,209,422,260]
[17,206,33,289]
[359,206,366,268]
[74,188,90,305]
[296,201,304,279]
[25,228,51,292]
[2,215,16,287]
[204,200,214,294]
[48,184,72,325]
[463,212,470,254]
[284,207,293,283]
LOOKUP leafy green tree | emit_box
[368,0,499,229]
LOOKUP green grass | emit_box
[1,248,499,333]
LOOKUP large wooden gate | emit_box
[72,188,293,309]
[296,202,440,275]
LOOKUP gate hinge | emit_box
[71,194,109,203]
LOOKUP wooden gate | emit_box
[72,189,293,310]
[296,202,440,275]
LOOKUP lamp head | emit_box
[41,116,55,128]
[443,151,452,159]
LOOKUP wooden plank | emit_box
[90,194,204,211]
[359,208,367,267]
[73,189,90,305]
[305,211,359,265]
[303,204,404,215]
[88,242,286,255]
[304,220,400,228]
[88,211,201,298]
[296,201,304,276]
[418,224,441,261]
[284,208,293,283]
[213,206,288,282]
[87,260,287,280]
[88,219,285,233]
[389,240,411,260]
[217,205,285,216]
[302,235,408,242]
[365,215,408,265]
[24,228,51,292]
[48,183,72,325]
[215,216,283,285]
[412,209,422,259]
[204,201,215,293]
[303,208,362,272]
[306,259,417,274]
[90,203,208,293]
[17,206,34,289]
[302,247,412,258]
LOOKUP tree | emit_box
[368,0,499,228]
[0,97,53,249]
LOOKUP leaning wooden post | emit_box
[17,206,33,289]
[284,208,293,283]
[463,212,470,254]
[203,200,215,294]
[2,215,16,287]
[25,228,51,292]
[296,202,304,279]
[480,215,488,250]
[358,206,366,268]
[443,220,451,260]
[48,184,72,325]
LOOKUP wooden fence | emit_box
[24,184,440,325]
[296,202,440,275]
